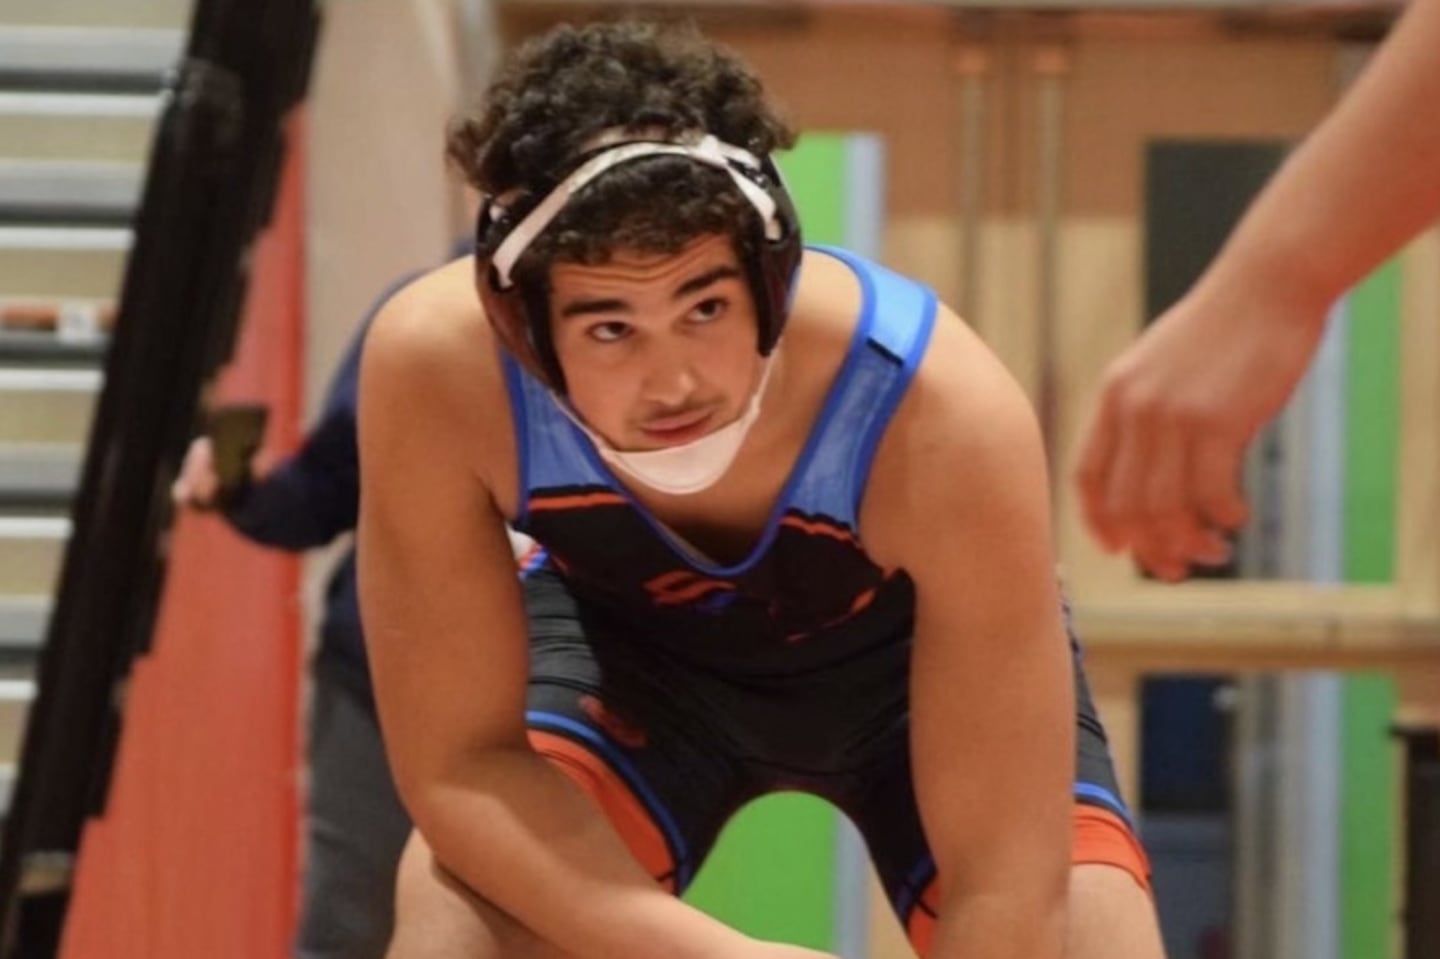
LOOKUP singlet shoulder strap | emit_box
[783,246,938,528]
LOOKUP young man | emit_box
[359,22,1162,959]
[1076,0,1440,578]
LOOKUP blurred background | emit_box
[0,1,1435,958]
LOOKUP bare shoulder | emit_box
[791,247,862,316]
[779,247,866,383]
[903,302,1044,455]
[861,301,1052,567]
[361,258,514,488]
[364,258,492,391]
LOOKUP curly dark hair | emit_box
[447,20,796,271]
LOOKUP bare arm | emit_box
[1077,0,1440,574]
[868,309,1073,959]
[357,285,764,959]
[1211,0,1440,310]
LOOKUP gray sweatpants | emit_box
[295,669,412,959]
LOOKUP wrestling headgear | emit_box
[475,133,802,393]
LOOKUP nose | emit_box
[639,339,700,408]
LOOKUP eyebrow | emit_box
[558,264,743,320]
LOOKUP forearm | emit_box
[222,403,359,548]
[407,744,748,959]
[1203,0,1440,313]
[930,889,1066,959]
[224,462,354,548]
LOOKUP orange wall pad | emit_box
[58,111,309,959]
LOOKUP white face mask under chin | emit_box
[560,355,776,496]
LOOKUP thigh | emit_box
[522,568,748,895]
[297,669,414,959]
[844,639,1153,957]
[1065,863,1167,959]
[1068,635,1152,882]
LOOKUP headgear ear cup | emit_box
[751,153,802,357]
[475,135,803,393]
[473,204,524,358]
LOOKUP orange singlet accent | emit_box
[1071,805,1152,889]
[905,804,1153,956]
[528,491,628,512]
[644,570,735,606]
[778,514,859,545]
[527,730,677,893]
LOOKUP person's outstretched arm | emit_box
[1077,0,1440,579]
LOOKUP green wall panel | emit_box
[1340,260,1402,959]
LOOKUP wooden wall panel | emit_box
[1396,229,1440,616]
[1064,35,1338,218]
[307,0,466,417]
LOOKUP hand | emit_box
[1075,278,1327,580]
[171,436,222,509]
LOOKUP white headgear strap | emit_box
[489,134,781,289]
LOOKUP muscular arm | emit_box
[1208,0,1440,312]
[356,284,763,959]
[867,309,1072,959]
[1076,0,1440,572]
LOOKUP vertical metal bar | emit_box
[453,0,502,110]
[1033,42,1066,465]
[450,0,502,240]
[833,130,886,959]
[1232,677,1278,959]
[1273,298,1350,959]
[842,133,885,260]
[1275,674,1342,959]
[832,816,870,959]
[955,46,988,324]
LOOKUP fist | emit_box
[171,436,221,509]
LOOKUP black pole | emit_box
[0,2,321,954]
[1394,725,1440,959]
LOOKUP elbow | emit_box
[386,754,479,869]
[385,740,538,901]
[931,850,1070,959]
[938,862,1068,915]
[386,737,523,838]
[933,889,1067,959]
[385,745,469,831]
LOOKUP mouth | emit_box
[639,409,714,445]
